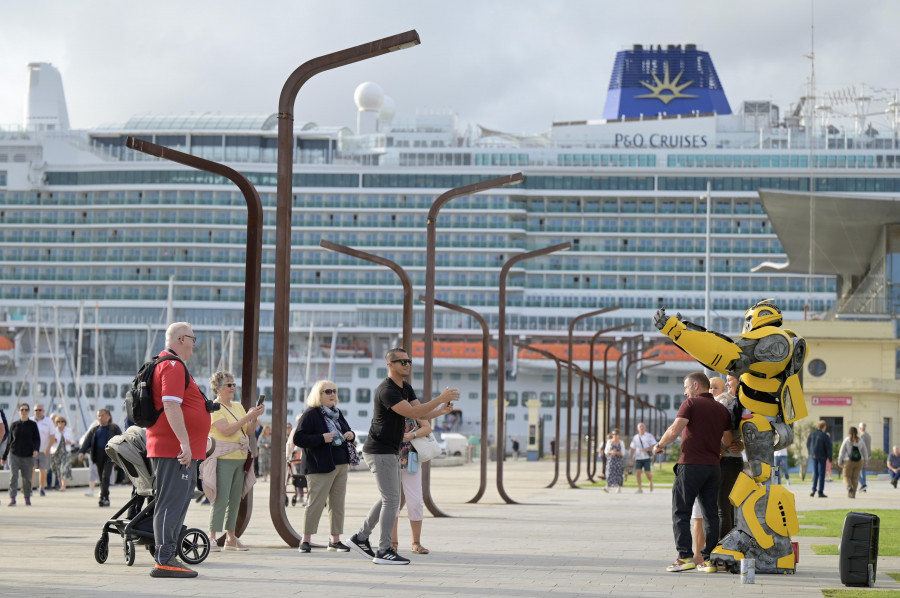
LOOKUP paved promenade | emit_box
[1,460,897,597]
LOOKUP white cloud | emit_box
[2,0,898,134]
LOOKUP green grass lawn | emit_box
[822,591,900,597]
[796,510,900,557]
[579,463,677,488]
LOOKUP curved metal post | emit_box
[423,173,523,516]
[623,350,659,438]
[586,323,633,481]
[320,241,412,350]
[633,361,663,435]
[513,342,564,488]
[602,337,640,478]
[422,296,491,503]
[272,30,421,547]
[497,243,570,503]
[565,307,617,488]
[125,137,261,538]
[614,346,643,435]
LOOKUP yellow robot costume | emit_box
[652,299,807,574]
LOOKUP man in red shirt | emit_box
[654,372,733,573]
[146,322,211,578]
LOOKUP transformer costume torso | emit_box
[653,300,807,574]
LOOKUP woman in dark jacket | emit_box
[292,380,355,553]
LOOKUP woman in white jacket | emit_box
[838,426,869,498]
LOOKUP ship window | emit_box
[356,389,371,404]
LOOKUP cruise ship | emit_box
[1,44,895,445]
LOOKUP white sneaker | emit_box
[635,489,643,494]
[84,490,94,497]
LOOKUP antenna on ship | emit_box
[806,0,816,316]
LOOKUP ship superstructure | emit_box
[1,49,897,443]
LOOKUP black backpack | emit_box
[850,445,862,462]
[125,353,190,428]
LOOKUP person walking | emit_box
[30,403,54,497]
[202,370,264,551]
[346,347,457,566]
[293,380,356,554]
[50,416,74,491]
[653,372,733,573]
[1,403,40,506]
[604,430,625,493]
[78,409,122,507]
[391,416,432,555]
[806,420,832,498]
[629,422,657,493]
[857,422,871,492]
[837,426,868,499]
[146,322,211,578]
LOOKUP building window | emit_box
[807,359,826,377]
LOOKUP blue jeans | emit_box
[775,455,790,484]
[860,464,867,487]
[810,458,826,495]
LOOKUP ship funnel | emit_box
[24,62,70,131]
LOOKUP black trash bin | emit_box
[839,512,879,587]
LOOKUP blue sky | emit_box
[1,0,897,134]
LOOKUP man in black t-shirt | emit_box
[348,347,458,565]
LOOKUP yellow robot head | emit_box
[743,299,782,332]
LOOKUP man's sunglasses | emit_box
[391,359,412,366]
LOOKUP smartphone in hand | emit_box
[256,394,266,407]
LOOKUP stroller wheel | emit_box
[94,535,109,564]
[291,495,297,506]
[285,495,289,507]
[179,528,210,565]
[124,540,136,566]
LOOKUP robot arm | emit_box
[653,307,743,375]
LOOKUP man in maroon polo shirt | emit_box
[654,372,733,573]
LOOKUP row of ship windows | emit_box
[668,153,900,169]
[0,255,808,278]
[31,171,900,194]
[0,238,789,258]
[0,285,836,310]
[0,212,775,233]
[0,273,835,294]
[0,190,769,216]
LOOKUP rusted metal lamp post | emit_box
[422,173,524,516]
[512,342,566,488]
[496,243,570,503]
[622,350,659,437]
[319,241,412,351]
[271,31,421,547]
[611,346,643,436]
[564,307,618,488]
[124,137,262,540]
[632,360,664,434]
[585,323,634,482]
[601,336,641,461]
[422,296,491,503]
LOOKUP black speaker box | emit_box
[839,511,879,587]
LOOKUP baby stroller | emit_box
[93,426,211,567]
[286,448,307,507]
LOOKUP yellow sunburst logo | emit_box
[635,63,697,104]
